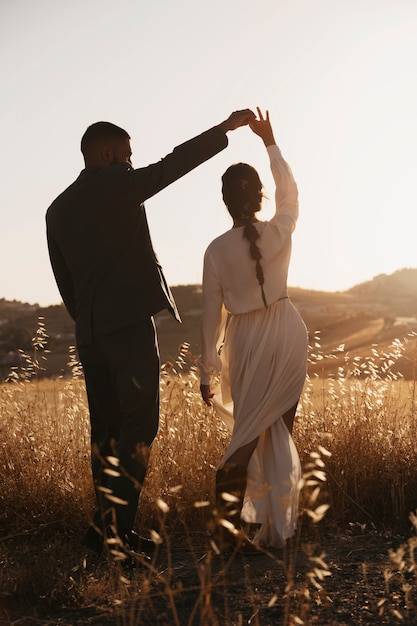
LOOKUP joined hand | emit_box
[221,109,256,132]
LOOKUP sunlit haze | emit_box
[1,0,416,306]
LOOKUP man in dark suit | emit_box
[46,109,255,558]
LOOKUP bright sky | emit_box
[1,0,416,306]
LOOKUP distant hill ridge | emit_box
[1,267,416,311]
[1,267,416,380]
[348,268,417,298]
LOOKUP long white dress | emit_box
[199,145,308,548]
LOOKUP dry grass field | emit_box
[1,321,417,625]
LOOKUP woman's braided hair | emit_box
[222,163,267,307]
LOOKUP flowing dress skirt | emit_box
[213,297,308,548]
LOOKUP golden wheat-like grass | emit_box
[1,323,417,624]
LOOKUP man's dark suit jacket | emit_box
[46,125,228,346]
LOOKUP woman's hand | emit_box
[249,107,276,147]
[200,384,214,406]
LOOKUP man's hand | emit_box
[200,383,214,406]
[220,109,256,133]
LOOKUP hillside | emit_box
[0,268,416,380]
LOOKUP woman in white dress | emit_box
[199,108,308,551]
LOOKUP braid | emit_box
[243,221,267,307]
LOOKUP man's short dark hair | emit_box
[81,121,130,156]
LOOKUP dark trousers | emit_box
[78,319,160,534]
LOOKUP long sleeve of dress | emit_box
[199,251,227,385]
[267,144,298,232]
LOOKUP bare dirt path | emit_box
[1,527,416,625]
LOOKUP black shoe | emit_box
[82,525,156,561]
[82,525,104,554]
